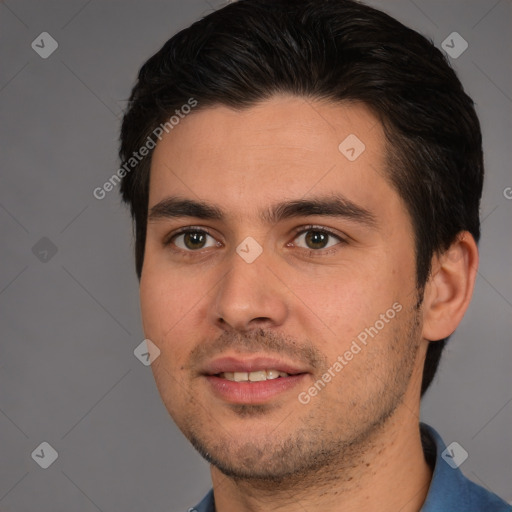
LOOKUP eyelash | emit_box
[164,225,347,257]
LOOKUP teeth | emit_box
[249,370,267,382]
[220,369,290,382]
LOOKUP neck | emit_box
[210,400,432,512]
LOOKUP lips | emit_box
[201,355,309,404]
[202,356,308,376]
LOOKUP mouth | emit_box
[202,356,309,404]
[217,369,291,382]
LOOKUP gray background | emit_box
[0,0,510,510]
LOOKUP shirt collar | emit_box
[418,422,508,511]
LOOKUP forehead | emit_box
[148,95,394,218]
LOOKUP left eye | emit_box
[171,230,219,251]
[292,229,342,250]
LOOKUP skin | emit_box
[140,95,478,512]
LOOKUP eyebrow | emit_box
[148,194,377,228]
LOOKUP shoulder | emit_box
[420,423,510,512]
[187,489,215,512]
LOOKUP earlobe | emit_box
[421,232,479,341]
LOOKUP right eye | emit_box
[167,229,221,252]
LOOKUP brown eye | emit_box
[304,231,329,249]
[172,230,218,251]
[184,231,207,249]
[293,228,342,251]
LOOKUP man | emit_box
[119,0,509,510]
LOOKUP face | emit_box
[140,95,426,481]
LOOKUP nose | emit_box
[210,246,289,332]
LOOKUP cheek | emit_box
[139,265,199,352]
[140,269,166,339]
[292,260,398,338]
[295,278,365,339]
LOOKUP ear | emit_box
[421,231,479,341]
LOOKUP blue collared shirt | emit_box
[189,423,509,511]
